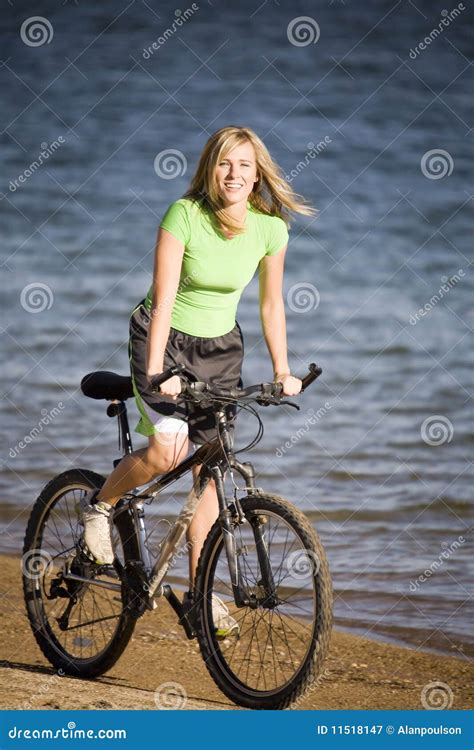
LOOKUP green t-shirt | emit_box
[144,198,289,337]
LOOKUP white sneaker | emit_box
[212,594,239,639]
[80,489,114,565]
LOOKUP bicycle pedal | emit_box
[162,586,197,639]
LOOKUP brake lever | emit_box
[255,395,272,407]
[255,395,300,410]
[280,399,300,410]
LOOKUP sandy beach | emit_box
[0,554,472,711]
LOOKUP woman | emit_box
[80,125,314,632]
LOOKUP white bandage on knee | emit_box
[154,416,189,435]
[142,402,189,436]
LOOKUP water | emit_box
[1,0,473,658]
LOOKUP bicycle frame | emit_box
[60,362,321,642]
[102,400,266,606]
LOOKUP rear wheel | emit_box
[194,492,333,709]
[22,469,139,678]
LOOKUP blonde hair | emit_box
[183,126,316,236]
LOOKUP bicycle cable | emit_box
[192,393,265,491]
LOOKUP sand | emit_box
[0,554,472,710]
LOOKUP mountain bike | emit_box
[22,362,332,710]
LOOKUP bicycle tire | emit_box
[23,468,139,678]
[194,492,333,709]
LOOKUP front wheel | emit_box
[194,493,333,709]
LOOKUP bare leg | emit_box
[96,432,189,506]
[187,463,219,586]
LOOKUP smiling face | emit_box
[214,141,259,209]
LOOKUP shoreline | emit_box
[333,622,473,663]
[0,545,470,662]
[1,554,473,710]
[159,573,474,662]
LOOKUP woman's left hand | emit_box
[274,373,302,396]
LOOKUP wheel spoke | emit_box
[201,501,321,697]
[25,480,130,665]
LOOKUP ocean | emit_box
[1,0,472,658]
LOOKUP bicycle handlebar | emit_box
[149,362,322,404]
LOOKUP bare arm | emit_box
[258,245,302,396]
[259,244,289,377]
[146,227,185,377]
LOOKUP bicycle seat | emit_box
[81,371,134,401]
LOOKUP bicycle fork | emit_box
[213,466,277,609]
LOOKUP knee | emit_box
[144,443,183,474]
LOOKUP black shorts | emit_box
[128,300,244,446]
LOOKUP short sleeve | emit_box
[265,216,289,256]
[159,200,191,245]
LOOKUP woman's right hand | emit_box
[150,373,182,401]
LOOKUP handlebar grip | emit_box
[150,363,186,393]
[272,381,284,397]
[300,363,322,392]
